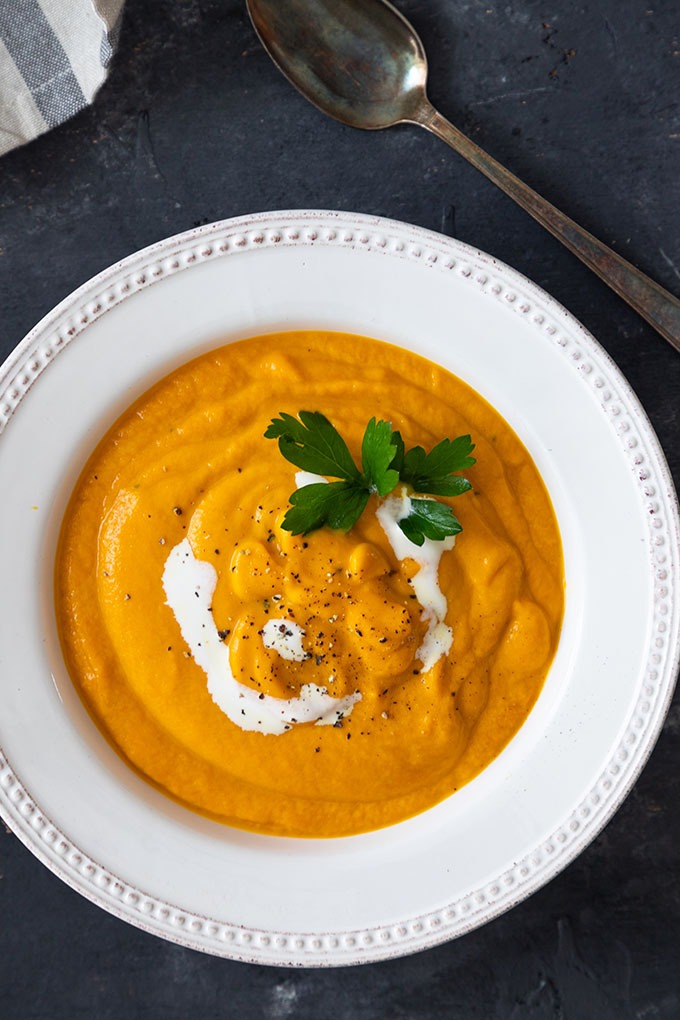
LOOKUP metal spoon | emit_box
[246,0,680,352]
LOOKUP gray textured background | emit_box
[1,1,678,1016]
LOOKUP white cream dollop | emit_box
[376,490,455,672]
[162,539,360,736]
[261,618,308,661]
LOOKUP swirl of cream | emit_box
[162,539,360,735]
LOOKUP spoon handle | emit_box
[421,107,680,352]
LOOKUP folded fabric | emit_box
[0,0,124,157]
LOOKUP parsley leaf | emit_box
[265,411,361,481]
[397,498,463,547]
[389,430,405,474]
[282,481,369,535]
[361,417,400,496]
[265,411,474,541]
[400,436,476,496]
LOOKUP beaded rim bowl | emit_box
[0,210,677,966]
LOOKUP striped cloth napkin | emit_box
[0,0,125,156]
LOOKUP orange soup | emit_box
[55,331,564,837]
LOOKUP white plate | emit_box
[0,211,677,966]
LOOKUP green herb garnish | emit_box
[264,411,475,545]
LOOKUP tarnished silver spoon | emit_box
[246,0,680,352]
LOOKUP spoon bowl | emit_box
[247,0,429,129]
[246,0,680,351]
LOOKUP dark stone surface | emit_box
[0,1,678,1016]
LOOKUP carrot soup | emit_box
[55,331,564,837]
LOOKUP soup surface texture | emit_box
[55,331,564,837]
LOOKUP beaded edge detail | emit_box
[0,212,677,966]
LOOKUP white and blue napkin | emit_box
[0,0,124,156]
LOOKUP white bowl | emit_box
[0,210,677,966]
